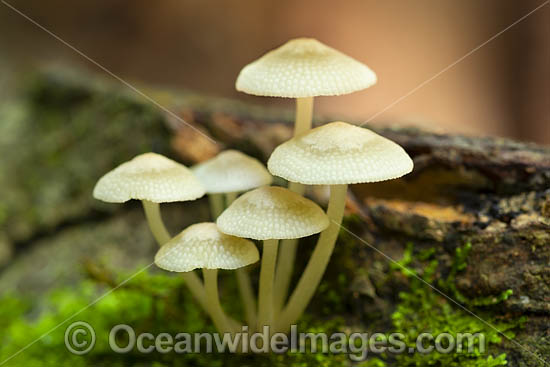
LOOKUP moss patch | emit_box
[0,267,352,367]
[386,243,526,366]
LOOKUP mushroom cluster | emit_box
[93,38,413,347]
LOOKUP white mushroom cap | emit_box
[236,38,377,98]
[216,186,329,240]
[192,150,272,194]
[93,152,205,203]
[154,222,259,272]
[268,122,413,185]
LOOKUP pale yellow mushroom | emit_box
[93,153,208,311]
[155,223,259,333]
[192,150,273,218]
[216,186,328,331]
[192,150,272,327]
[236,37,377,99]
[268,122,413,331]
[93,152,204,204]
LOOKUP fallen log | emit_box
[0,69,548,366]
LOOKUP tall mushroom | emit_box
[236,38,378,312]
[216,186,328,331]
[267,122,413,331]
[154,222,259,333]
[93,153,208,310]
[192,149,272,326]
[236,38,377,137]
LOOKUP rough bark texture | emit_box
[0,70,548,366]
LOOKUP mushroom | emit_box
[236,38,377,136]
[216,186,328,331]
[267,122,413,331]
[93,152,208,310]
[192,150,273,218]
[192,149,272,327]
[154,222,259,333]
[236,38,378,311]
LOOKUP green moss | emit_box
[386,243,525,366]
[467,289,514,307]
[0,267,351,367]
[440,243,515,307]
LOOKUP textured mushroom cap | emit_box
[268,122,413,185]
[192,150,272,194]
[217,186,329,240]
[93,153,205,203]
[236,38,377,98]
[154,222,259,272]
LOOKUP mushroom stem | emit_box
[141,200,208,312]
[142,200,171,244]
[224,192,258,328]
[273,182,306,315]
[203,268,231,333]
[225,191,238,205]
[208,193,224,220]
[236,266,257,328]
[273,237,297,316]
[294,97,314,136]
[273,97,313,315]
[276,184,348,332]
[257,239,279,331]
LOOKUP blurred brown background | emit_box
[1,0,548,143]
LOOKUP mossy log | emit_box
[0,69,548,366]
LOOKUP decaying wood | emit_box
[1,69,548,365]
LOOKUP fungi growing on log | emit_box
[155,222,259,333]
[217,186,328,331]
[93,153,209,311]
[268,121,413,331]
[236,38,378,313]
[192,149,272,326]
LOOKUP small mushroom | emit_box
[192,150,273,218]
[216,186,328,331]
[155,222,259,333]
[267,122,413,330]
[236,38,377,136]
[93,153,208,310]
[93,152,204,205]
[192,149,272,327]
